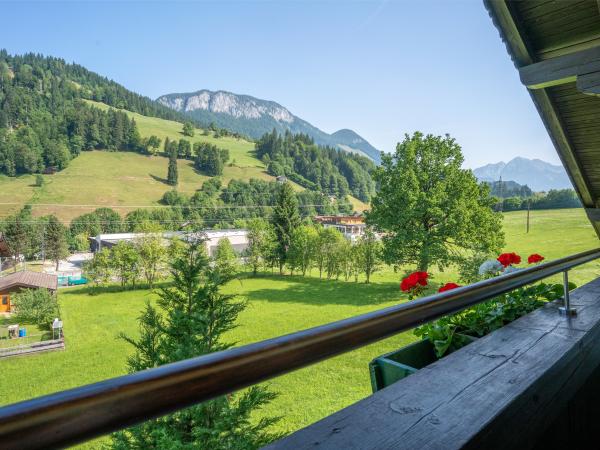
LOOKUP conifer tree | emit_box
[45,215,69,271]
[167,147,178,186]
[271,182,300,274]
[111,240,281,449]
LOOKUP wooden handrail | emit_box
[1,248,599,449]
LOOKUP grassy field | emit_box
[1,208,598,448]
[0,151,270,222]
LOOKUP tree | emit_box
[143,135,161,155]
[111,241,140,288]
[167,147,178,186]
[84,248,112,290]
[182,122,195,137]
[245,218,275,276]
[354,230,381,283]
[315,226,343,279]
[3,213,30,272]
[271,182,300,274]
[288,225,318,276]
[111,240,280,449]
[12,288,59,330]
[178,139,192,159]
[134,223,166,288]
[35,174,44,187]
[213,238,239,281]
[45,215,69,271]
[366,132,504,272]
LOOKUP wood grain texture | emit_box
[519,44,600,89]
[266,278,600,450]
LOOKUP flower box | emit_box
[369,334,478,392]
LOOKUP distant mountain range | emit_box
[473,157,572,192]
[156,89,381,163]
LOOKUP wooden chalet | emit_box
[0,271,58,313]
[3,2,600,449]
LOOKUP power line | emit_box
[0,202,355,210]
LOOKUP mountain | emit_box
[156,90,381,163]
[473,157,572,192]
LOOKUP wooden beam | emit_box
[577,71,600,96]
[520,45,600,89]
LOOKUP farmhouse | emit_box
[0,271,58,313]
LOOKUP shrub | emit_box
[12,288,59,330]
[35,174,44,187]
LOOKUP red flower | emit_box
[497,252,521,268]
[400,271,429,292]
[414,271,429,286]
[438,282,460,293]
[527,253,544,264]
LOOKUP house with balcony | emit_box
[2,1,600,448]
[314,215,367,241]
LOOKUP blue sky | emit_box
[1,0,558,168]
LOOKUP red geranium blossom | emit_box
[527,253,544,264]
[497,252,521,268]
[400,271,429,292]
[438,282,460,293]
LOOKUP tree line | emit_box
[494,188,581,211]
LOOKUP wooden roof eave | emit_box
[485,0,600,238]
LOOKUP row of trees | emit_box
[495,189,581,211]
[241,182,382,282]
[160,178,352,227]
[85,226,241,290]
[1,207,68,270]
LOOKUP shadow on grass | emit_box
[241,274,404,307]
[149,173,169,185]
[61,280,172,297]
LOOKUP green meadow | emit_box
[1,208,598,449]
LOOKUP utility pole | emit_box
[526,198,530,233]
[498,176,503,212]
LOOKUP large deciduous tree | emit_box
[271,182,300,274]
[367,132,504,272]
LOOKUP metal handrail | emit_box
[1,248,599,449]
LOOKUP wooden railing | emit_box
[1,248,599,449]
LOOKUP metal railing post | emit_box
[559,270,577,316]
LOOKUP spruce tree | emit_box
[271,182,300,274]
[167,147,178,186]
[111,240,281,449]
[45,215,69,271]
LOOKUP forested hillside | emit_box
[256,130,376,202]
[0,51,194,175]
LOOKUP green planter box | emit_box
[369,335,478,392]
